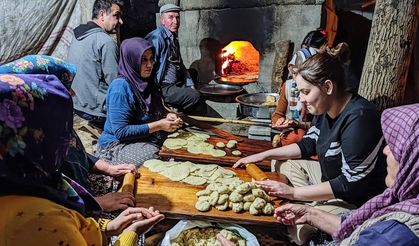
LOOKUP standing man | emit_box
[67,0,124,129]
[146,4,206,115]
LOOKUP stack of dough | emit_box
[163,131,227,157]
[195,181,275,216]
[171,227,246,246]
[143,159,240,186]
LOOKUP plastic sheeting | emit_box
[0,0,93,64]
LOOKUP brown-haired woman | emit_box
[234,43,387,245]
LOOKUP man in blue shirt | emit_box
[146,4,206,115]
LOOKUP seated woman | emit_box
[0,55,137,213]
[0,73,164,245]
[273,104,419,245]
[234,43,387,245]
[97,37,183,166]
[271,29,328,148]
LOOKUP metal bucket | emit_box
[235,93,279,119]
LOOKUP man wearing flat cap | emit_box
[146,3,206,115]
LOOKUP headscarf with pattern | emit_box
[0,73,100,216]
[334,103,419,240]
[118,37,163,116]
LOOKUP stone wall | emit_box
[158,0,323,93]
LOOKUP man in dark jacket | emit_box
[146,4,206,115]
[67,0,123,129]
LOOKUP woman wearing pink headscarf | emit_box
[272,103,419,245]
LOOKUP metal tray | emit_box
[199,84,244,96]
[214,76,257,86]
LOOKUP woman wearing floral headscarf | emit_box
[0,74,164,245]
[271,103,419,245]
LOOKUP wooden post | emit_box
[358,0,418,110]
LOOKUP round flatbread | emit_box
[210,149,226,157]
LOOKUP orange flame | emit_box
[220,41,259,78]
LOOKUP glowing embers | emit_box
[220,41,259,81]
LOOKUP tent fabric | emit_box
[0,0,93,64]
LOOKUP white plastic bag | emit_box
[160,219,260,246]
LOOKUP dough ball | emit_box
[249,205,261,215]
[216,142,225,148]
[252,188,267,198]
[226,140,237,149]
[196,189,212,197]
[243,201,252,211]
[243,193,256,202]
[217,194,229,205]
[232,202,244,213]
[232,150,242,156]
[209,191,220,206]
[262,203,275,215]
[229,191,243,202]
[252,197,267,210]
[198,195,209,202]
[217,185,230,194]
[195,200,211,212]
[215,201,229,211]
[236,182,253,194]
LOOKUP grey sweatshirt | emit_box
[67,22,119,117]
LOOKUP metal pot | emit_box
[235,93,279,119]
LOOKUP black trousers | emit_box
[161,82,207,115]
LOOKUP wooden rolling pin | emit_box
[121,172,136,193]
[245,163,268,181]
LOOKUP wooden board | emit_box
[135,167,285,226]
[159,135,273,169]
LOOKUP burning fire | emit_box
[220,41,259,79]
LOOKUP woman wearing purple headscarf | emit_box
[271,103,419,245]
[0,74,164,245]
[97,38,182,166]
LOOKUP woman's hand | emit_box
[123,207,165,235]
[216,234,236,246]
[232,152,266,168]
[254,180,295,200]
[271,117,286,128]
[157,118,182,132]
[93,159,136,177]
[273,203,312,225]
[95,192,135,212]
[106,163,137,177]
[273,118,299,129]
[106,207,164,236]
